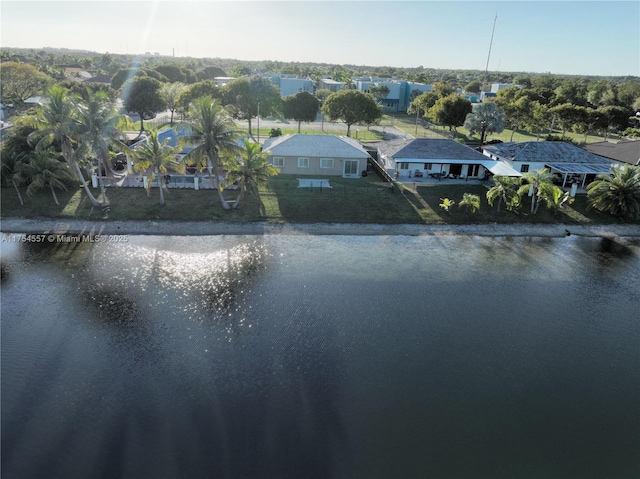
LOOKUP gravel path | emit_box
[1,217,639,238]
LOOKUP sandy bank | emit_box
[1,217,639,238]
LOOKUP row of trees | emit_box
[408,83,636,142]
[120,73,382,137]
[485,166,640,220]
[1,86,280,211]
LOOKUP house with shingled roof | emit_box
[375,138,521,179]
[583,140,640,167]
[262,134,371,178]
[482,141,614,189]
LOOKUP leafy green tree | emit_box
[179,96,241,209]
[0,62,53,103]
[587,165,640,220]
[464,102,506,146]
[153,64,186,83]
[517,168,554,214]
[160,82,187,125]
[617,81,640,109]
[59,80,117,102]
[27,85,103,207]
[198,66,227,81]
[222,76,282,137]
[463,80,482,93]
[225,139,279,210]
[553,79,588,106]
[495,87,534,141]
[486,175,520,213]
[121,76,165,135]
[523,101,551,140]
[321,90,382,137]
[178,80,221,113]
[549,103,584,137]
[428,94,472,133]
[314,89,333,104]
[110,67,167,90]
[432,82,454,98]
[15,149,75,206]
[512,75,532,89]
[283,91,319,133]
[129,129,180,205]
[369,85,390,103]
[458,193,480,213]
[408,91,438,118]
[587,80,617,107]
[597,105,634,139]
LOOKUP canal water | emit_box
[1,233,639,479]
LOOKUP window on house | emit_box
[424,163,432,170]
[400,162,409,170]
[272,157,284,168]
[468,164,480,177]
[298,158,309,168]
[520,164,530,173]
[320,158,334,169]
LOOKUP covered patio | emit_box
[546,162,612,189]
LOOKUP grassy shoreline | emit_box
[1,175,638,228]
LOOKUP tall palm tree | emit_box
[225,139,279,210]
[15,149,75,206]
[486,175,520,214]
[27,85,103,207]
[179,96,241,210]
[587,165,640,220]
[129,129,180,206]
[517,168,554,215]
[75,89,126,205]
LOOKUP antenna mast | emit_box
[482,13,498,99]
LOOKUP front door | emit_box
[344,160,359,177]
[450,164,462,177]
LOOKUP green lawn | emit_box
[2,175,635,226]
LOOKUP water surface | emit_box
[2,234,639,478]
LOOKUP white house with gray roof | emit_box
[482,141,613,189]
[376,138,521,179]
[262,134,371,178]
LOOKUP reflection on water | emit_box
[1,234,639,478]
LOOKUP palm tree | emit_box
[486,175,520,214]
[458,192,481,213]
[537,183,574,214]
[75,89,126,205]
[587,165,640,220]
[225,139,279,210]
[179,96,241,210]
[1,153,26,206]
[129,129,180,206]
[463,102,506,147]
[27,85,103,207]
[15,149,75,206]
[517,168,554,215]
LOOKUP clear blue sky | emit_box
[2,1,638,76]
